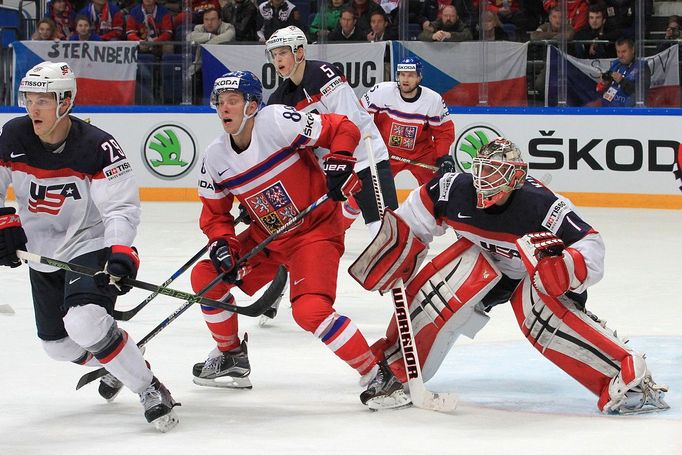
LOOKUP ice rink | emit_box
[1,201,680,455]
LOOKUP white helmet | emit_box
[18,61,77,119]
[265,26,307,78]
[471,138,528,209]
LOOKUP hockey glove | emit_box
[322,152,362,201]
[0,207,27,268]
[95,245,140,295]
[517,232,588,297]
[436,155,456,176]
[209,237,241,284]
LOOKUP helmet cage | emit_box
[472,158,527,208]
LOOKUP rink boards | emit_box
[1,106,681,209]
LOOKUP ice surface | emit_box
[1,203,680,455]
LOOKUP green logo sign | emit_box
[454,125,502,172]
[142,124,197,180]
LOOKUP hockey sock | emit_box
[201,294,240,352]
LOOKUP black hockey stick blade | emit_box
[74,266,288,391]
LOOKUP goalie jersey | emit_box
[360,81,454,162]
[396,172,605,293]
[0,115,140,272]
[197,105,358,248]
[267,59,387,171]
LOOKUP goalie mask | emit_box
[210,70,263,135]
[472,138,528,209]
[19,61,76,124]
[265,26,307,79]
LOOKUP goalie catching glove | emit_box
[516,232,587,297]
[94,245,140,295]
[322,151,362,201]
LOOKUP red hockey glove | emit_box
[517,232,588,297]
[0,207,27,268]
[209,237,242,284]
[323,152,362,201]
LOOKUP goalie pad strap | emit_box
[349,209,426,293]
[511,279,636,396]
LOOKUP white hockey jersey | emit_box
[0,116,140,272]
[198,104,359,248]
[396,172,605,292]
[360,82,454,161]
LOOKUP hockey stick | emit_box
[73,195,331,390]
[365,136,458,412]
[389,155,439,172]
[112,209,251,321]
[113,245,208,321]
[75,265,287,390]
[16,250,274,317]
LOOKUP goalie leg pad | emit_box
[349,209,427,293]
[372,239,501,382]
[510,279,647,403]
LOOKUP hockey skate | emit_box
[192,336,252,389]
[139,377,179,433]
[360,360,411,411]
[98,373,124,402]
[600,355,670,415]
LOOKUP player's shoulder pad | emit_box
[522,176,573,232]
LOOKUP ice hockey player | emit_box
[189,70,407,409]
[352,137,669,414]
[360,56,456,184]
[0,61,178,432]
[265,25,399,233]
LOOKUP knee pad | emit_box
[291,294,334,333]
[191,259,232,299]
[41,337,89,363]
[63,304,115,350]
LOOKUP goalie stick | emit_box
[113,208,251,321]
[74,265,288,390]
[365,135,458,412]
[389,155,439,172]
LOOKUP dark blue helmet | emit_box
[396,57,423,78]
[210,70,263,109]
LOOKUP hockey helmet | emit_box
[471,138,528,208]
[265,26,307,64]
[210,70,263,110]
[396,56,423,78]
[18,61,77,116]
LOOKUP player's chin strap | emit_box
[232,103,258,136]
[40,101,72,138]
[277,52,304,80]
